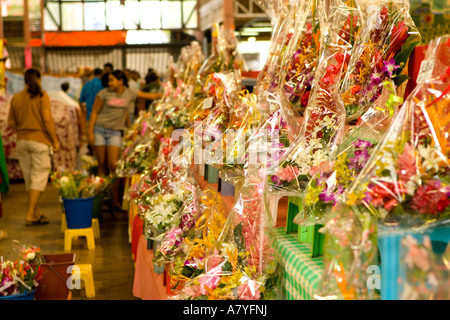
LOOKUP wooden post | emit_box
[40,0,46,73]
[223,0,234,32]
[24,0,32,69]
[195,0,203,43]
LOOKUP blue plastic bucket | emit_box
[0,289,36,300]
[62,197,94,229]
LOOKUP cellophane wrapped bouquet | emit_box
[344,35,450,229]
[316,35,450,300]
[266,0,363,194]
[143,177,198,242]
[125,138,182,216]
[278,0,321,116]
[170,166,281,300]
[296,80,402,227]
[255,0,310,113]
[400,234,450,300]
[196,70,263,186]
[11,240,45,265]
[153,183,206,267]
[166,187,229,296]
[116,112,161,177]
[340,0,420,123]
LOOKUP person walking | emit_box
[79,68,103,124]
[87,70,162,209]
[8,68,60,226]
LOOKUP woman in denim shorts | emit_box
[87,70,162,207]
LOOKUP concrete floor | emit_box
[0,180,138,300]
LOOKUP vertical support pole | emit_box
[223,0,234,32]
[24,0,32,69]
[40,0,46,73]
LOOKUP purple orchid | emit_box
[353,139,373,150]
[382,58,400,77]
[370,67,383,86]
[271,175,281,186]
[319,190,337,205]
[348,149,371,171]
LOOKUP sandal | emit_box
[25,218,50,226]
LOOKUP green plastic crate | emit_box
[286,196,303,233]
[298,224,325,257]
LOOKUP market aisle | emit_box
[0,181,138,300]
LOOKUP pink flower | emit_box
[198,264,223,294]
[397,144,416,182]
[276,165,299,183]
[403,235,431,272]
[206,249,223,270]
[238,280,261,300]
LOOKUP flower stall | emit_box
[114,0,449,301]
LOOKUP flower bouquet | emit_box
[0,259,43,298]
[265,0,363,194]
[11,240,46,265]
[143,179,197,242]
[279,0,321,116]
[296,80,402,227]
[50,171,79,199]
[253,0,291,100]
[344,35,450,228]
[77,174,117,198]
[153,184,205,266]
[193,23,246,103]
[314,204,379,300]
[400,235,450,300]
[165,187,229,296]
[315,35,450,300]
[51,170,116,199]
[171,166,281,300]
[255,0,310,112]
[340,0,421,123]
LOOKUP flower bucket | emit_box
[63,197,94,229]
[31,253,76,300]
[0,289,37,300]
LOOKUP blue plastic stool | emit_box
[378,223,450,300]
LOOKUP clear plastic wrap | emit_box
[143,177,198,242]
[153,184,206,267]
[255,0,310,113]
[343,35,450,229]
[116,115,161,177]
[340,0,421,123]
[315,35,450,300]
[265,0,364,194]
[296,80,402,227]
[163,187,229,295]
[170,165,281,300]
[314,204,379,300]
[278,0,321,116]
[400,234,450,300]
